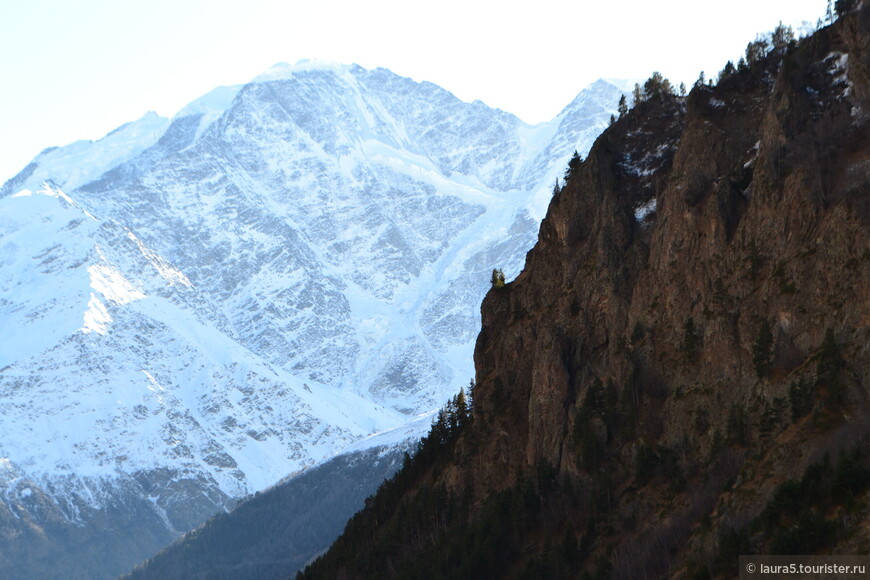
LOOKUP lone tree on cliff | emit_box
[491,268,506,288]
[618,94,628,116]
[564,150,582,181]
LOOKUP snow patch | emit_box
[81,293,112,334]
[634,198,657,221]
[126,231,192,288]
[87,264,145,305]
[175,85,243,142]
[744,140,761,168]
[825,51,852,98]
[253,59,352,83]
[175,85,241,118]
[5,114,170,194]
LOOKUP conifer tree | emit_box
[431,409,448,447]
[564,150,582,181]
[643,71,672,99]
[746,37,768,66]
[752,319,774,378]
[681,317,701,363]
[771,23,794,53]
[618,94,628,116]
[816,328,845,405]
[632,83,642,106]
[455,388,469,429]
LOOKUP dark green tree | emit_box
[617,94,628,116]
[759,397,786,442]
[584,378,606,417]
[681,317,701,363]
[643,71,672,99]
[726,404,747,445]
[746,37,768,66]
[430,408,449,447]
[564,150,582,180]
[816,328,845,405]
[747,240,762,279]
[752,319,774,378]
[789,376,814,421]
[455,388,469,429]
[771,23,795,53]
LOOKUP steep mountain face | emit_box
[122,414,431,580]
[124,443,409,580]
[301,8,870,579]
[0,62,625,578]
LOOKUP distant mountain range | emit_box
[0,61,628,578]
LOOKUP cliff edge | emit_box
[301,7,870,578]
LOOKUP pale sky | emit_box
[0,0,828,185]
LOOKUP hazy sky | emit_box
[0,0,828,185]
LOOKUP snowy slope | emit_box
[0,111,172,197]
[0,184,399,498]
[0,62,625,577]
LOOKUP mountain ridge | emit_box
[0,63,628,578]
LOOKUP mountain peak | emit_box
[0,55,629,579]
[252,59,357,83]
[174,85,242,118]
[599,77,643,92]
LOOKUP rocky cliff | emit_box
[300,6,870,579]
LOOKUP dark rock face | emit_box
[477,5,869,470]
[472,8,869,572]
[301,8,870,579]
[471,7,870,575]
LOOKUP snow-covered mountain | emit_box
[0,61,626,578]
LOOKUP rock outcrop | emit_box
[301,7,870,579]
